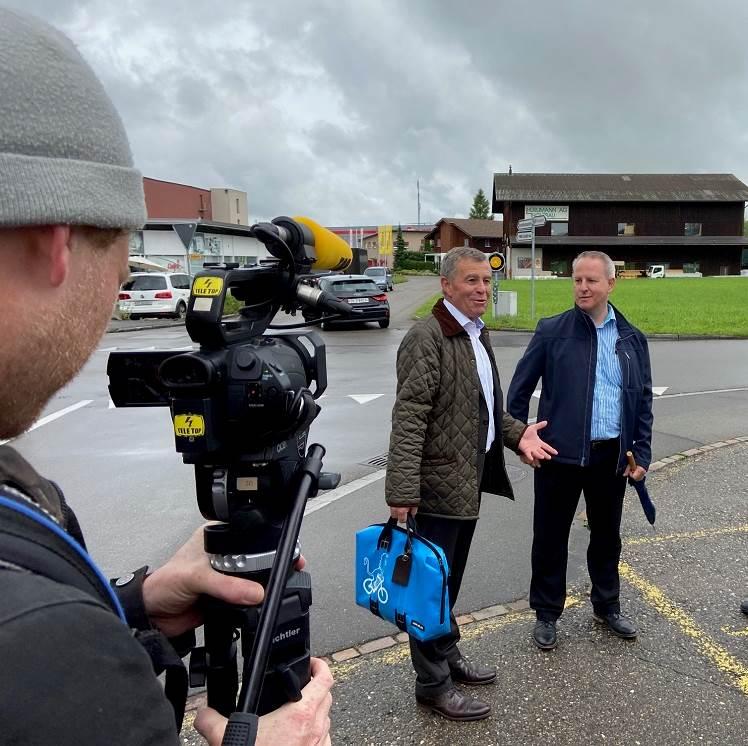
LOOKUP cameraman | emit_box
[0,8,332,746]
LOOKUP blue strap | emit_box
[0,493,126,623]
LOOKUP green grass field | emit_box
[414,277,748,337]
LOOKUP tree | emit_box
[469,188,493,220]
[394,224,407,270]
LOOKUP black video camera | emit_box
[107,216,354,730]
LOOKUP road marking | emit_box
[0,400,93,445]
[624,525,748,546]
[721,625,748,638]
[657,386,748,400]
[348,394,384,405]
[620,561,748,696]
[304,469,386,516]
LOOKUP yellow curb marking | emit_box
[623,523,748,547]
[624,524,748,547]
[721,625,748,638]
[620,562,748,696]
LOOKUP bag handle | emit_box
[378,515,417,554]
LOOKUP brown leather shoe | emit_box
[416,686,491,721]
[449,656,497,685]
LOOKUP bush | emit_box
[400,260,438,273]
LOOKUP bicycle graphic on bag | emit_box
[362,554,389,604]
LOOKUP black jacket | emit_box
[507,304,653,471]
[0,446,178,745]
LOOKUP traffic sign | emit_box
[517,216,546,231]
[488,252,505,271]
[516,231,533,242]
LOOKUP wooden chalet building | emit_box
[492,172,748,277]
[424,218,505,255]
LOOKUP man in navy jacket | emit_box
[508,251,653,650]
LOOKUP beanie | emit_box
[0,8,146,230]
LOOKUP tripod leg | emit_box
[203,601,240,717]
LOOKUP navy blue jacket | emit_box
[507,304,653,472]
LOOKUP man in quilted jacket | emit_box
[385,246,557,721]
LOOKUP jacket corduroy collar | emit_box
[432,298,468,337]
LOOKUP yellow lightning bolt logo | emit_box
[192,277,224,297]
[174,414,205,438]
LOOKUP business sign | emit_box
[524,205,569,221]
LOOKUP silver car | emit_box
[363,266,394,292]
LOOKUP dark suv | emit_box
[302,274,390,329]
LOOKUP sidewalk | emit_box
[182,440,748,745]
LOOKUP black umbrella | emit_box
[626,451,656,525]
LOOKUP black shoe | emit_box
[416,686,491,721]
[593,611,638,639]
[741,599,748,614]
[533,620,557,650]
[449,656,497,686]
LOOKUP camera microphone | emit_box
[265,216,352,273]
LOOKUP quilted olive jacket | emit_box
[385,299,527,519]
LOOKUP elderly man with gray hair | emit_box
[385,246,557,721]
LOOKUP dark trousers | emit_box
[530,440,626,621]
[408,515,477,696]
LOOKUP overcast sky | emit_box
[8,0,748,225]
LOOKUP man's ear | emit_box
[440,275,450,298]
[46,225,74,287]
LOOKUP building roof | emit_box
[510,234,748,247]
[144,218,255,237]
[493,173,748,203]
[428,218,505,239]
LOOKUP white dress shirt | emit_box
[443,299,495,451]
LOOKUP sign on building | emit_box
[524,205,569,221]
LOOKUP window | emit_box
[684,222,702,236]
[435,238,441,248]
[122,275,167,291]
[617,223,636,236]
[484,239,491,248]
[551,222,568,236]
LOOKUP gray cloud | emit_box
[5,0,748,224]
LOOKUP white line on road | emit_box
[0,400,93,445]
[656,386,748,400]
[348,394,384,404]
[304,469,386,516]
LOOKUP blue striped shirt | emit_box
[590,305,622,439]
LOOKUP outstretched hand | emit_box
[518,420,558,468]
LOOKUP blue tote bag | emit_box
[355,516,450,642]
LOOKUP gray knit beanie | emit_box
[0,8,146,229]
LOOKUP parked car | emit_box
[302,275,390,329]
[118,272,192,320]
[363,265,394,291]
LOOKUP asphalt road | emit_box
[6,276,748,660]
